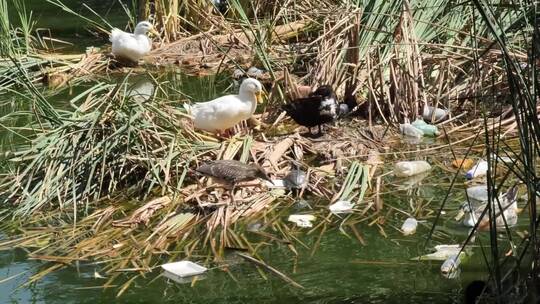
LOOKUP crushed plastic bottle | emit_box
[329,200,354,214]
[399,123,424,138]
[287,214,316,228]
[465,160,488,180]
[423,106,448,122]
[394,161,431,177]
[440,254,461,278]
[466,185,488,201]
[411,119,440,136]
[401,217,418,235]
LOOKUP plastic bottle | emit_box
[400,123,424,138]
[465,160,488,180]
[411,119,440,136]
[394,161,431,177]
[466,185,488,201]
[423,106,448,122]
[401,217,418,235]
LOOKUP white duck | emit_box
[456,185,519,230]
[110,21,156,63]
[189,78,263,134]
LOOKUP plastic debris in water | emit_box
[329,200,354,214]
[465,160,488,180]
[394,161,431,177]
[411,119,440,136]
[451,158,474,170]
[440,254,461,278]
[161,261,207,280]
[284,169,308,189]
[265,179,285,188]
[399,123,424,138]
[466,185,488,202]
[401,217,418,235]
[423,106,448,122]
[287,214,316,228]
[491,153,514,164]
[411,244,465,261]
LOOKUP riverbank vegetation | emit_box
[0,0,538,301]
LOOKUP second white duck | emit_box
[189,78,263,135]
[110,21,156,63]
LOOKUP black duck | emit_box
[196,160,272,186]
[282,85,338,135]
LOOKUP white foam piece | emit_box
[161,261,207,278]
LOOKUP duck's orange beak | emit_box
[255,91,264,103]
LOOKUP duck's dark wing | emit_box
[282,97,326,127]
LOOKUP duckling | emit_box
[188,78,263,136]
[456,185,518,230]
[110,21,157,63]
[282,85,338,136]
[196,160,272,187]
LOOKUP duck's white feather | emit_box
[192,95,255,132]
[189,78,262,133]
[110,28,151,62]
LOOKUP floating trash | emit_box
[161,261,207,281]
[466,185,488,202]
[423,106,448,122]
[411,119,439,136]
[287,214,316,228]
[401,217,418,236]
[440,254,461,278]
[265,179,285,188]
[412,244,462,261]
[284,169,308,189]
[465,160,488,180]
[399,123,423,138]
[491,153,514,164]
[329,200,354,214]
[394,161,431,177]
[451,158,474,170]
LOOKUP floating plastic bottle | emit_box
[466,185,488,201]
[423,106,448,122]
[400,123,424,138]
[329,200,354,214]
[401,217,418,235]
[465,160,488,180]
[440,254,461,278]
[394,161,431,177]
[411,119,440,136]
[287,214,316,228]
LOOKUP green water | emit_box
[0,1,524,303]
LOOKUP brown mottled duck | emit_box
[196,160,272,188]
